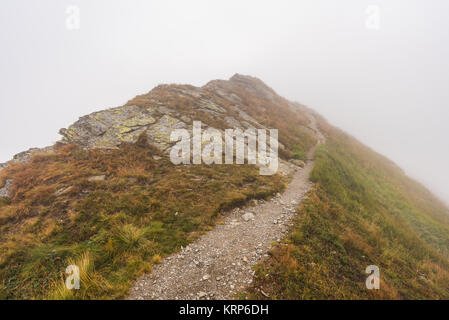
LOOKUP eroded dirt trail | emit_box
[128,114,323,300]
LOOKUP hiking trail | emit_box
[128,113,324,300]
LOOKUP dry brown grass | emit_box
[0,135,286,299]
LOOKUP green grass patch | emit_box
[245,119,449,299]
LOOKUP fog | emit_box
[1,0,448,205]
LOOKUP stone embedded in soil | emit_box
[242,212,255,221]
[88,175,106,182]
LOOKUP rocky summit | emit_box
[58,74,306,154]
[1,74,312,175]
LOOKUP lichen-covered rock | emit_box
[197,98,226,114]
[60,105,158,149]
[12,146,55,163]
[59,104,190,152]
[146,115,187,151]
[0,179,12,198]
[289,159,305,168]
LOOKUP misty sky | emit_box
[1,0,448,204]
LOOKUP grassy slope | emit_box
[0,137,285,299]
[246,116,449,299]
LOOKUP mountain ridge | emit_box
[0,74,448,299]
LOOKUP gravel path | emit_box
[128,114,323,300]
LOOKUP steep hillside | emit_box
[245,114,449,299]
[0,74,316,299]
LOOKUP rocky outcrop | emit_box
[0,146,55,172]
[0,147,54,198]
[204,73,278,105]
[289,159,305,168]
[12,146,55,163]
[60,75,269,151]
[145,115,187,151]
[1,74,308,177]
[0,179,12,198]
[59,105,159,149]
[58,75,277,153]
[52,74,310,178]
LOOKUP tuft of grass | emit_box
[151,254,162,265]
[49,251,112,300]
[112,224,149,254]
